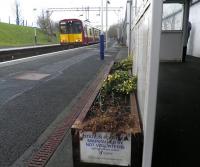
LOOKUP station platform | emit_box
[152,56,200,167]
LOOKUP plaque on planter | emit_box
[80,132,131,166]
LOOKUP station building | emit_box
[122,0,200,167]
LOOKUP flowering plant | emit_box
[102,70,137,95]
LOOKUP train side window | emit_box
[89,29,92,36]
[84,27,87,36]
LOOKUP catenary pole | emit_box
[106,1,109,49]
[100,0,104,60]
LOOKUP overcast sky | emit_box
[0,0,126,29]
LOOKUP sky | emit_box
[0,0,126,29]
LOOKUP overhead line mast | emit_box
[47,7,122,21]
[47,7,122,11]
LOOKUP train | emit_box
[59,19,101,46]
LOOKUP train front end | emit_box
[59,19,83,46]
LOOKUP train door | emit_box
[92,28,95,42]
[84,25,88,45]
[89,28,92,43]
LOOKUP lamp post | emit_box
[33,8,37,45]
[127,0,132,56]
[101,0,103,34]
[100,0,104,60]
[106,0,110,50]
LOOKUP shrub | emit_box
[102,70,137,95]
[113,56,133,71]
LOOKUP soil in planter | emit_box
[79,93,135,135]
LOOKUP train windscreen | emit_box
[60,21,82,34]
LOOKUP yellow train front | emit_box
[59,19,100,46]
[59,19,83,46]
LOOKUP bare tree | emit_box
[108,24,118,39]
[37,10,56,42]
[108,21,124,41]
[14,0,22,25]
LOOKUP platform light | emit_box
[106,0,110,49]
[33,8,37,45]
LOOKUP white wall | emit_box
[130,0,163,167]
[188,2,200,57]
[160,31,183,61]
[134,10,150,119]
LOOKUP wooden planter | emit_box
[71,62,143,167]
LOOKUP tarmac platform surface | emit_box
[152,56,200,167]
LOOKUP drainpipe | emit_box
[182,0,190,62]
[100,0,104,60]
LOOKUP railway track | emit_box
[0,44,81,62]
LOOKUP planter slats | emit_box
[130,94,141,134]
[130,94,143,167]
